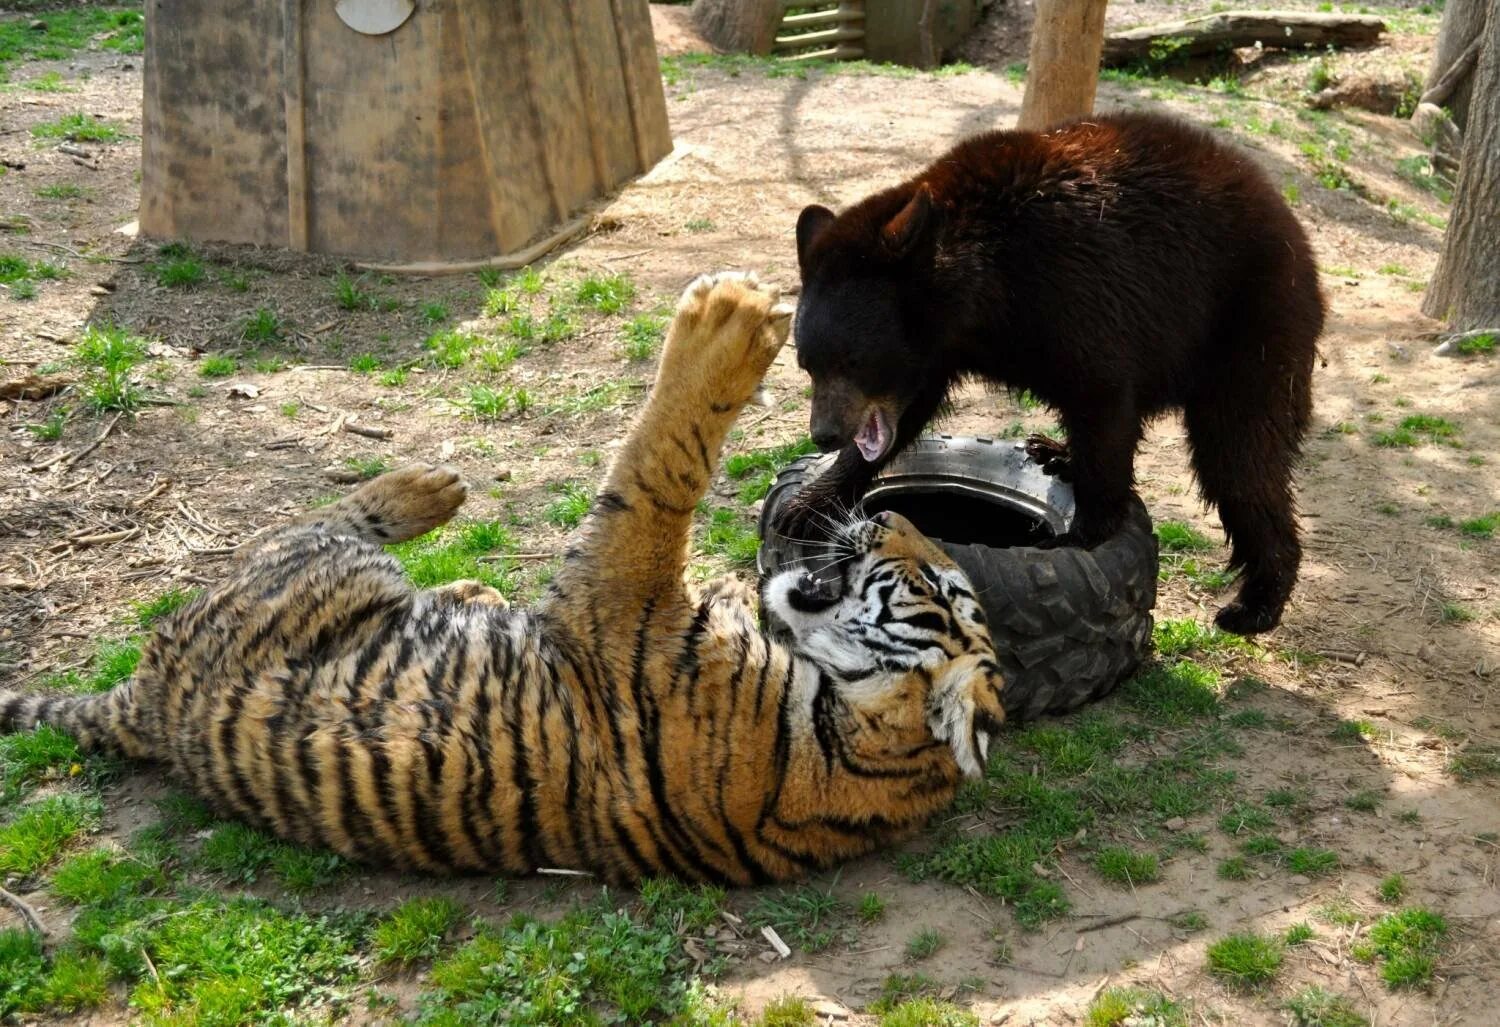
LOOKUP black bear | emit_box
[784,112,1325,635]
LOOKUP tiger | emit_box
[0,273,1006,886]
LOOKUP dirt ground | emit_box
[1,3,1498,1025]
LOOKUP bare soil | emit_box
[1,6,1497,1026]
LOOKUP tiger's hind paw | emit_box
[342,463,467,544]
[433,579,509,608]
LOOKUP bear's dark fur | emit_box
[787,112,1325,635]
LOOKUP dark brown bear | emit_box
[784,112,1324,635]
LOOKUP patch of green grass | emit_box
[345,455,391,480]
[50,845,164,905]
[7,279,36,300]
[388,519,517,591]
[71,893,361,1020]
[724,437,817,502]
[1218,856,1252,881]
[1241,834,1282,856]
[700,507,760,568]
[757,995,816,1027]
[1395,155,1452,203]
[574,273,636,313]
[1171,910,1209,932]
[74,322,147,412]
[1455,332,1496,356]
[1330,718,1375,742]
[748,884,850,953]
[1449,746,1500,780]
[1284,985,1369,1027]
[241,307,284,343]
[0,726,86,805]
[1344,789,1382,812]
[621,311,668,361]
[26,411,66,441]
[1374,414,1460,448]
[684,217,716,233]
[1438,602,1474,624]
[904,927,944,960]
[1086,986,1189,1027]
[1152,618,1254,659]
[197,354,237,378]
[544,482,593,529]
[31,112,122,143]
[21,70,75,93]
[423,328,478,367]
[0,793,101,876]
[373,897,463,965]
[349,352,382,374]
[1121,658,1221,726]
[1458,512,1499,539]
[36,181,85,200]
[152,248,205,289]
[1093,846,1160,886]
[464,383,531,421]
[1378,873,1406,904]
[331,273,377,311]
[378,367,408,388]
[419,896,715,1024]
[1206,931,1283,988]
[0,928,46,1018]
[1354,907,1446,989]
[858,891,886,922]
[132,587,199,627]
[1285,848,1339,876]
[877,998,979,1027]
[420,301,449,324]
[1285,921,1315,946]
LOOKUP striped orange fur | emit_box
[0,274,1005,885]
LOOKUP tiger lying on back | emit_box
[0,274,1005,885]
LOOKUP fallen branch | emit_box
[0,886,47,935]
[1420,34,1482,107]
[343,421,393,441]
[1434,328,1500,357]
[29,412,122,471]
[1102,10,1385,65]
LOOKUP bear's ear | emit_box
[796,205,836,269]
[880,185,934,260]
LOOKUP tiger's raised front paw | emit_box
[346,463,467,544]
[658,272,794,412]
[927,653,1006,778]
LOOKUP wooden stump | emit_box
[140,0,672,270]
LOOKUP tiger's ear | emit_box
[880,185,934,260]
[796,204,836,270]
[927,653,1006,778]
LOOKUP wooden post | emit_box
[691,0,782,55]
[1018,0,1108,131]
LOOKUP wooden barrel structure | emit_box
[139,0,672,272]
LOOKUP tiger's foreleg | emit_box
[546,273,792,616]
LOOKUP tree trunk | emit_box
[1426,0,1487,129]
[692,0,782,56]
[1102,12,1384,66]
[1422,0,1500,331]
[1018,0,1108,131]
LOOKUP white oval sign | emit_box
[335,0,416,36]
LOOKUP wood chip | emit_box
[343,421,393,440]
[0,372,74,401]
[760,924,791,959]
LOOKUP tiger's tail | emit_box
[0,680,152,758]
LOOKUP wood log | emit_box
[1101,11,1385,66]
[692,0,782,55]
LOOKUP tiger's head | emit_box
[764,510,1006,776]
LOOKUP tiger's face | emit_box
[764,510,1006,775]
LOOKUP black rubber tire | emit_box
[756,436,1158,721]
